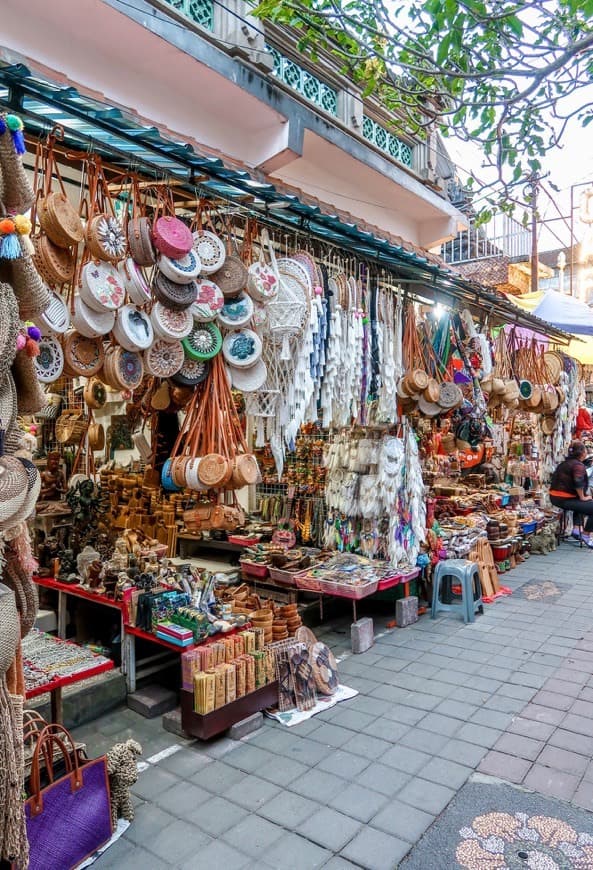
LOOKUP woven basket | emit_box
[55,411,86,445]
[198,453,232,488]
[86,214,127,262]
[33,234,74,285]
[39,192,84,249]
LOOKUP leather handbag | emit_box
[25,724,113,870]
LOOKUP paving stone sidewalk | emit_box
[77,543,593,869]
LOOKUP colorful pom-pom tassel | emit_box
[16,333,26,351]
[14,215,32,236]
[0,117,6,136]
[25,336,39,358]
[1,233,22,260]
[11,129,26,155]
[26,324,41,341]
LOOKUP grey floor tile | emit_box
[330,708,377,732]
[382,705,426,726]
[416,712,461,737]
[397,776,456,815]
[398,727,450,754]
[298,806,362,851]
[191,796,249,837]
[158,747,213,778]
[457,722,503,748]
[147,818,212,864]
[195,760,247,794]
[124,804,175,847]
[258,756,309,787]
[153,779,211,819]
[440,738,488,768]
[289,767,345,802]
[382,744,433,774]
[224,743,278,773]
[262,832,332,869]
[418,756,473,789]
[220,773,281,810]
[354,762,411,797]
[341,825,412,869]
[371,798,435,843]
[363,717,410,743]
[223,813,284,857]
[131,766,180,801]
[329,783,388,822]
[342,732,392,759]
[310,722,359,748]
[177,838,249,870]
[316,748,370,779]
[258,789,320,826]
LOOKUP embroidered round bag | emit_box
[170,358,210,386]
[112,304,154,352]
[86,214,127,262]
[36,290,70,335]
[192,230,226,274]
[39,192,84,249]
[191,279,225,322]
[72,294,115,339]
[153,272,197,311]
[115,348,144,390]
[151,302,194,341]
[144,339,185,377]
[222,329,262,369]
[182,322,223,361]
[80,261,126,313]
[128,216,155,266]
[118,258,152,306]
[62,330,105,377]
[35,335,64,383]
[247,229,279,302]
[217,293,254,329]
[152,216,193,258]
[159,249,201,284]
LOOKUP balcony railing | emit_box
[362,115,413,169]
[162,0,214,31]
[267,46,338,116]
[441,213,531,264]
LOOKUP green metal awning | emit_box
[0,59,573,342]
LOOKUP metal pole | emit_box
[530,174,539,294]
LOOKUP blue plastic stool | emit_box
[431,559,483,623]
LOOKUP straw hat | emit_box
[0,113,34,214]
[0,445,29,530]
[0,282,19,380]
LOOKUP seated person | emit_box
[549,440,593,546]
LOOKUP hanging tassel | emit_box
[280,333,291,361]
[5,114,26,155]
[1,232,21,260]
[255,417,265,448]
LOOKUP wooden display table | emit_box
[180,682,278,740]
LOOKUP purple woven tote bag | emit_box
[25,724,113,870]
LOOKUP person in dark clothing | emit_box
[549,440,593,544]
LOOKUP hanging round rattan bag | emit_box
[417,394,440,418]
[62,330,105,377]
[191,279,225,322]
[182,322,223,361]
[36,289,70,335]
[83,377,107,410]
[144,338,185,378]
[222,329,262,369]
[192,230,226,274]
[198,453,233,488]
[152,215,193,259]
[217,292,254,329]
[542,416,556,436]
[33,234,75,285]
[118,258,152,306]
[161,458,182,492]
[39,191,85,249]
[112,304,154,352]
[158,249,201,284]
[35,335,64,383]
[153,272,197,311]
[88,423,105,451]
[170,357,210,387]
[128,216,155,266]
[72,294,116,338]
[211,254,248,298]
[438,381,463,409]
[81,260,126,312]
[228,358,267,393]
[151,302,194,341]
[543,350,563,385]
[86,214,127,262]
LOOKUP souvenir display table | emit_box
[23,630,114,723]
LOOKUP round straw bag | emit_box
[191,279,225,322]
[198,453,233,488]
[407,369,429,392]
[501,380,520,403]
[86,214,127,262]
[83,377,107,410]
[424,378,440,403]
[542,386,559,412]
[217,293,254,329]
[171,457,190,489]
[556,385,566,405]
[151,303,193,340]
[128,216,155,266]
[491,377,506,395]
[33,234,75,285]
[144,338,185,377]
[193,230,226,274]
[112,304,154,352]
[418,394,440,417]
[81,261,126,312]
[37,289,70,335]
[222,329,262,369]
[88,423,105,451]
[211,255,248,298]
[72,294,116,338]
[56,411,86,445]
[152,216,193,258]
[230,453,260,488]
[525,385,542,409]
[118,258,152,305]
[311,641,339,696]
[171,357,210,386]
[35,334,64,383]
[153,272,197,311]
[542,416,556,436]
[39,191,84,249]
[228,358,267,393]
[161,458,181,492]
[159,249,201,284]
[184,458,207,491]
[62,330,105,377]
[543,351,563,385]
[182,322,223,361]
[438,382,463,409]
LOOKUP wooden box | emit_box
[180,681,278,740]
